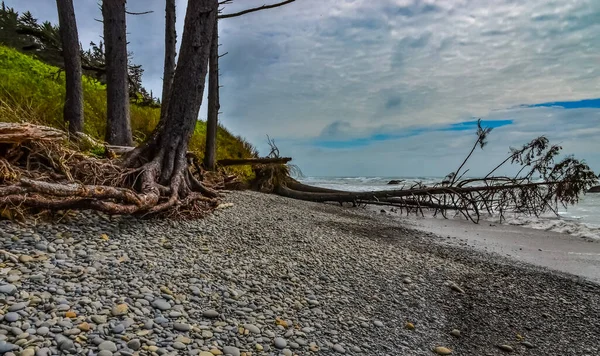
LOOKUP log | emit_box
[218,157,292,166]
[588,185,600,193]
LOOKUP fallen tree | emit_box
[260,120,598,223]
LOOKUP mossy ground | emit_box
[0,45,256,179]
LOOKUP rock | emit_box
[20,349,35,356]
[8,301,28,312]
[57,336,75,352]
[433,346,452,355]
[98,341,118,352]
[19,255,34,263]
[373,320,384,327]
[450,329,460,337]
[333,344,346,353]
[98,351,113,356]
[127,339,141,350]
[200,352,214,356]
[202,309,219,318]
[0,284,17,295]
[403,277,412,284]
[450,283,465,294]
[405,322,415,330]
[521,341,535,349]
[497,344,514,353]
[387,180,403,185]
[173,323,191,332]
[243,324,260,334]
[274,337,287,349]
[222,346,240,356]
[173,342,186,350]
[37,327,49,336]
[112,303,128,316]
[91,315,107,324]
[0,341,18,353]
[4,312,20,322]
[202,330,213,338]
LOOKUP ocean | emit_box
[298,176,600,240]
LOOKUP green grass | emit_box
[0,45,257,178]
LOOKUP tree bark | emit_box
[102,0,132,146]
[204,19,219,170]
[55,0,84,134]
[160,0,176,122]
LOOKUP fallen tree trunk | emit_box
[218,157,292,166]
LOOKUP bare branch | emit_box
[125,10,154,15]
[218,0,296,19]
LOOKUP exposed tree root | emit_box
[0,123,221,218]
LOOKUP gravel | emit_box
[0,190,599,355]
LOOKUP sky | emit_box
[11,0,600,177]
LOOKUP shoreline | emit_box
[0,191,599,355]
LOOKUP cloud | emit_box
[10,0,600,177]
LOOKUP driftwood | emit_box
[262,120,599,223]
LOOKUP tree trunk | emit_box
[102,0,132,146]
[55,0,84,134]
[120,0,218,212]
[160,0,176,122]
[204,19,219,170]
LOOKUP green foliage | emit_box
[0,45,257,179]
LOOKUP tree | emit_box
[102,0,132,146]
[160,0,176,122]
[203,19,219,170]
[202,0,297,170]
[119,0,219,213]
[55,0,83,134]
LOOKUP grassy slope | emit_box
[0,45,256,176]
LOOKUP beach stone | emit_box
[203,310,219,318]
[521,341,535,349]
[173,323,191,332]
[36,327,49,336]
[97,351,113,356]
[333,344,346,353]
[4,312,20,322]
[274,337,287,349]
[0,341,18,353]
[497,344,514,352]
[20,349,35,356]
[91,315,107,324]
[152,299,171,311]
[373,320,383,327]
[450,329,460,337]
[0,284,17,295]
[433,346,452,355]
[99,341,118,352]
[243,324,260,334]
[127,339,141,350]
[222,346,240,356]
[173,341,186,350]
[403,277,412,284]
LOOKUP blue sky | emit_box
[11,0,600,177]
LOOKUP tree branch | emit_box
[218,0,295,19]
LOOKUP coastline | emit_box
[0,191,598,355]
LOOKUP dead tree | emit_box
[55,0,84,134]
[202,0,298,170]
[262,121,599,223]
[160,0,176,122]
[102,0,133,146]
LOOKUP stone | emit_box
[274,337,287,349]
[497,344,514,353]
[152,299,171,311]
[97,351,113,356]
[127,339,141,350]
[173,323,191,332]
[4,312,20,322]
[521,341,535,349]
[243,324,260,334]
[98,341,118,352]
[36,327,49,336]
[173,341,186,350]
[403,277,412,284]
[0,341,18,353]
[8,301,28,312]
[112,303,128,316]
[450,329,460,337]
[91,315,107,324]
[405,322,415,330]
[433,346,452,355]
[202,310,219,318]
[20,349,35,356]
[333,344,346,353]
[0,284,17,295]
[373,320,383,327]
[222,346,240,356]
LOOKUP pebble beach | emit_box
[1,191,599,355]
